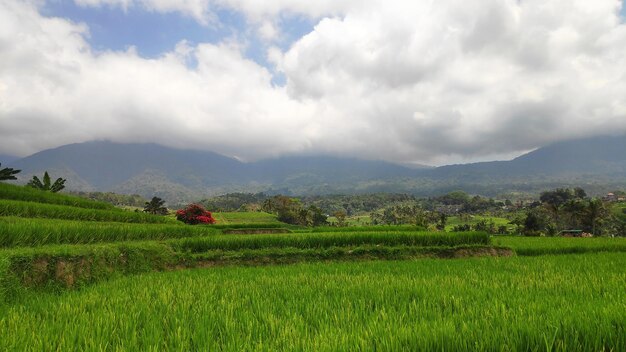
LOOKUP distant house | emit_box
[603,193,617,202]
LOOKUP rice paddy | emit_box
[1,254,624,351]
[1,184,625,350]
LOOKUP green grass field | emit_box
[212,211,281,224]
[1,253,624,351]
[0,183,116,210]
[494,235,626,255]
[0,216,218,247]
[0,199,175,223]
[1,184,626,350]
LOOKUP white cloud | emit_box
[1,0,626,165]
[0,1,320,159]
[74,0,216,24]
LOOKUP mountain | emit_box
[6,141,426,202]
[428,136,626,181]
[5,136,626,202]
[0,154,19,164]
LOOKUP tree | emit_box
[176,204,216,225]
[523,209,550,236]
[333,210,347,227]
[143,196,168,215]
[540,188,587,231]
[582,199,610,236]
[0,163,20,181]
[26,171,66,192]
[436,212,447,231]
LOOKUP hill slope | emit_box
[6,136,626,200]
[428,136,626,182]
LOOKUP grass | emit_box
[2,187,625,350]
[0,231,492,298]
[0,217,219,248]
[212,212,282,225]
[493,236,626,255]
[172,231,490,253]
[0,183,115,210]
[0,199,176,223]
[305,225,425,233]
[1,253,624,351]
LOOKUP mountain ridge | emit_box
[5,136,626,202]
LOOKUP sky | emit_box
[1,0,626,166]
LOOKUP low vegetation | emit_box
[172,231,490,253]
[0,199,175,223]
[0,217,218,248]
[1,182,625,350]
[494,236,626,255]
[1,254,624,351]
[0,182,115,210]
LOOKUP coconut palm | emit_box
[583,199,610,236]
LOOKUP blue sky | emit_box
[41,1,315,72]
[42,0,626,66]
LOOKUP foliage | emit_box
[370,205,446,230]
[451,220,509,235]
[143,197,168,215]
[333,210,347,227]
[26,171,66,193]
[201,192,269,212]
[68,191,147,207]
[202,192,418,215]
[427,191,502,214]
[515,188,616,236]
[262,196,328,226]
[540,187,586,207]
[176,204,216,225]
[0,163,20,181]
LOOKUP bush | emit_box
[176,204,216,225]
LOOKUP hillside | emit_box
[429,136,626,181]
[0,155,18,164]
[5,135,626,201]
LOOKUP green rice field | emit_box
[1,253,624,351]
[212,211,281,224]
[1,184,625,350]
[494,236,626,255]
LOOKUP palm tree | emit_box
[584,199,609,236]
[143,197,168,215]
[0,163,20,181]
[27,171,66,193]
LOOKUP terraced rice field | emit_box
[1,254,625,351]
[1,182,625,350]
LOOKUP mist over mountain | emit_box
[6,136,626,203]
[0,154,18,164]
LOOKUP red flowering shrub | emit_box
[175,204,216,225]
